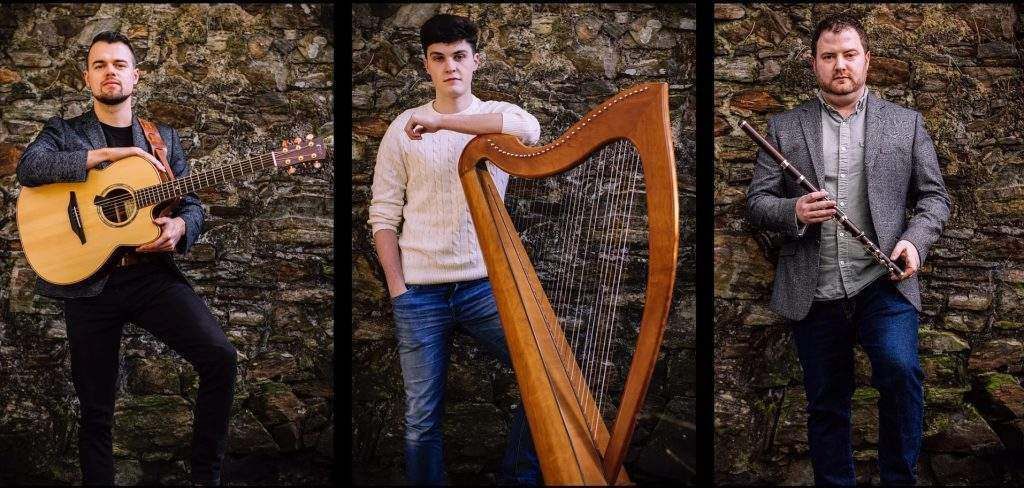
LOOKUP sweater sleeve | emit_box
[488,101,541,145]
[368,116,408,236]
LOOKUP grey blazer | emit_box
[16,109,205,299]
[746,92,950,321]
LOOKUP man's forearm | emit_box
[173,194,205,254]
[440,113,502,135]
[17,147,89,187]
[373,229,406,296]
[899,113,951,264]
[85,148,112,169]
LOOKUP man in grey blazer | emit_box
[746,14,950,485]
[16,31,235,486]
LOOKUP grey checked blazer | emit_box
[746,91,950,321]
[16,109,205,299]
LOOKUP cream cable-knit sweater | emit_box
[368,95,541,284]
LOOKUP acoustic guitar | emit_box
[16,135,328,285]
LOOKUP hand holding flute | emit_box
[796,190,836,224]
[739,119,908,279]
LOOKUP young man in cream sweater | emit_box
[368,14,542,486]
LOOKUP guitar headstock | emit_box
[275,134,330,174]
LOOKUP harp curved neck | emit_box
[458,82,672,180]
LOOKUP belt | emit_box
[117,252,149,267]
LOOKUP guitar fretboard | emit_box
[135,152,279,207]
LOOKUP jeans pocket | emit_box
[391,285,414,303]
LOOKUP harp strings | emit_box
[568,141,606,429]
[509,139,646,441]
[579,139,625,426]
[593,144,642,429]
[569,140,612,400]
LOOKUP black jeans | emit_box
[63,263,237,485]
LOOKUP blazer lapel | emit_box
[83,110,107,151]
[798,102,825,189]
[863,91,890,236]
[863,92,886,170]
[130,114,149,152]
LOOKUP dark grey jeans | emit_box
[63,262,237,485]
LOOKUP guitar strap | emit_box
[138,117,180,217]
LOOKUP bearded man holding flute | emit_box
[745,13,951,486]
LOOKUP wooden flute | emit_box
[739,119,904,277]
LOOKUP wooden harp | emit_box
[458,82,679,485]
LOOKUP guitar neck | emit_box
[135,152,278,207]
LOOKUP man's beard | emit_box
[819,75,861,97]
[94,87,131,106]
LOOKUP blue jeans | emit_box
[792,278,923,486]
[392,278,540,485]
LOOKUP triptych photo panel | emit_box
[0,2,1022,487]
[714,3,1023,486]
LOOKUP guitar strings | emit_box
[96,150,279,211]
[93,148,309,214]
[94,151,277,212]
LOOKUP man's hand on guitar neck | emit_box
[136,216,186,253]
[86,147,167,173]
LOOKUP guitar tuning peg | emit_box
[288,166,296,174]
[293,137,301,144]
[282,140,288,149]
[313,162,321,169]
[306,134,314,140]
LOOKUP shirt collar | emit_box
[817,86,869,119]
[428,94,480,115]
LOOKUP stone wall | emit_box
[351,3,695,484]
[715,3,1024,485]
[0,4,334,484]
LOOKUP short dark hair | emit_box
[811,14,869,56]
[87,31,136,67]
[420,14,478,55]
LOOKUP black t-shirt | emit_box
[99,121,133,148]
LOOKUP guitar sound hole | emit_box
[95,187,138,226]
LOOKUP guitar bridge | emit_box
[68,191,86,244]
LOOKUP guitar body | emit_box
[15,135,328,285]
[17,156,163,285]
